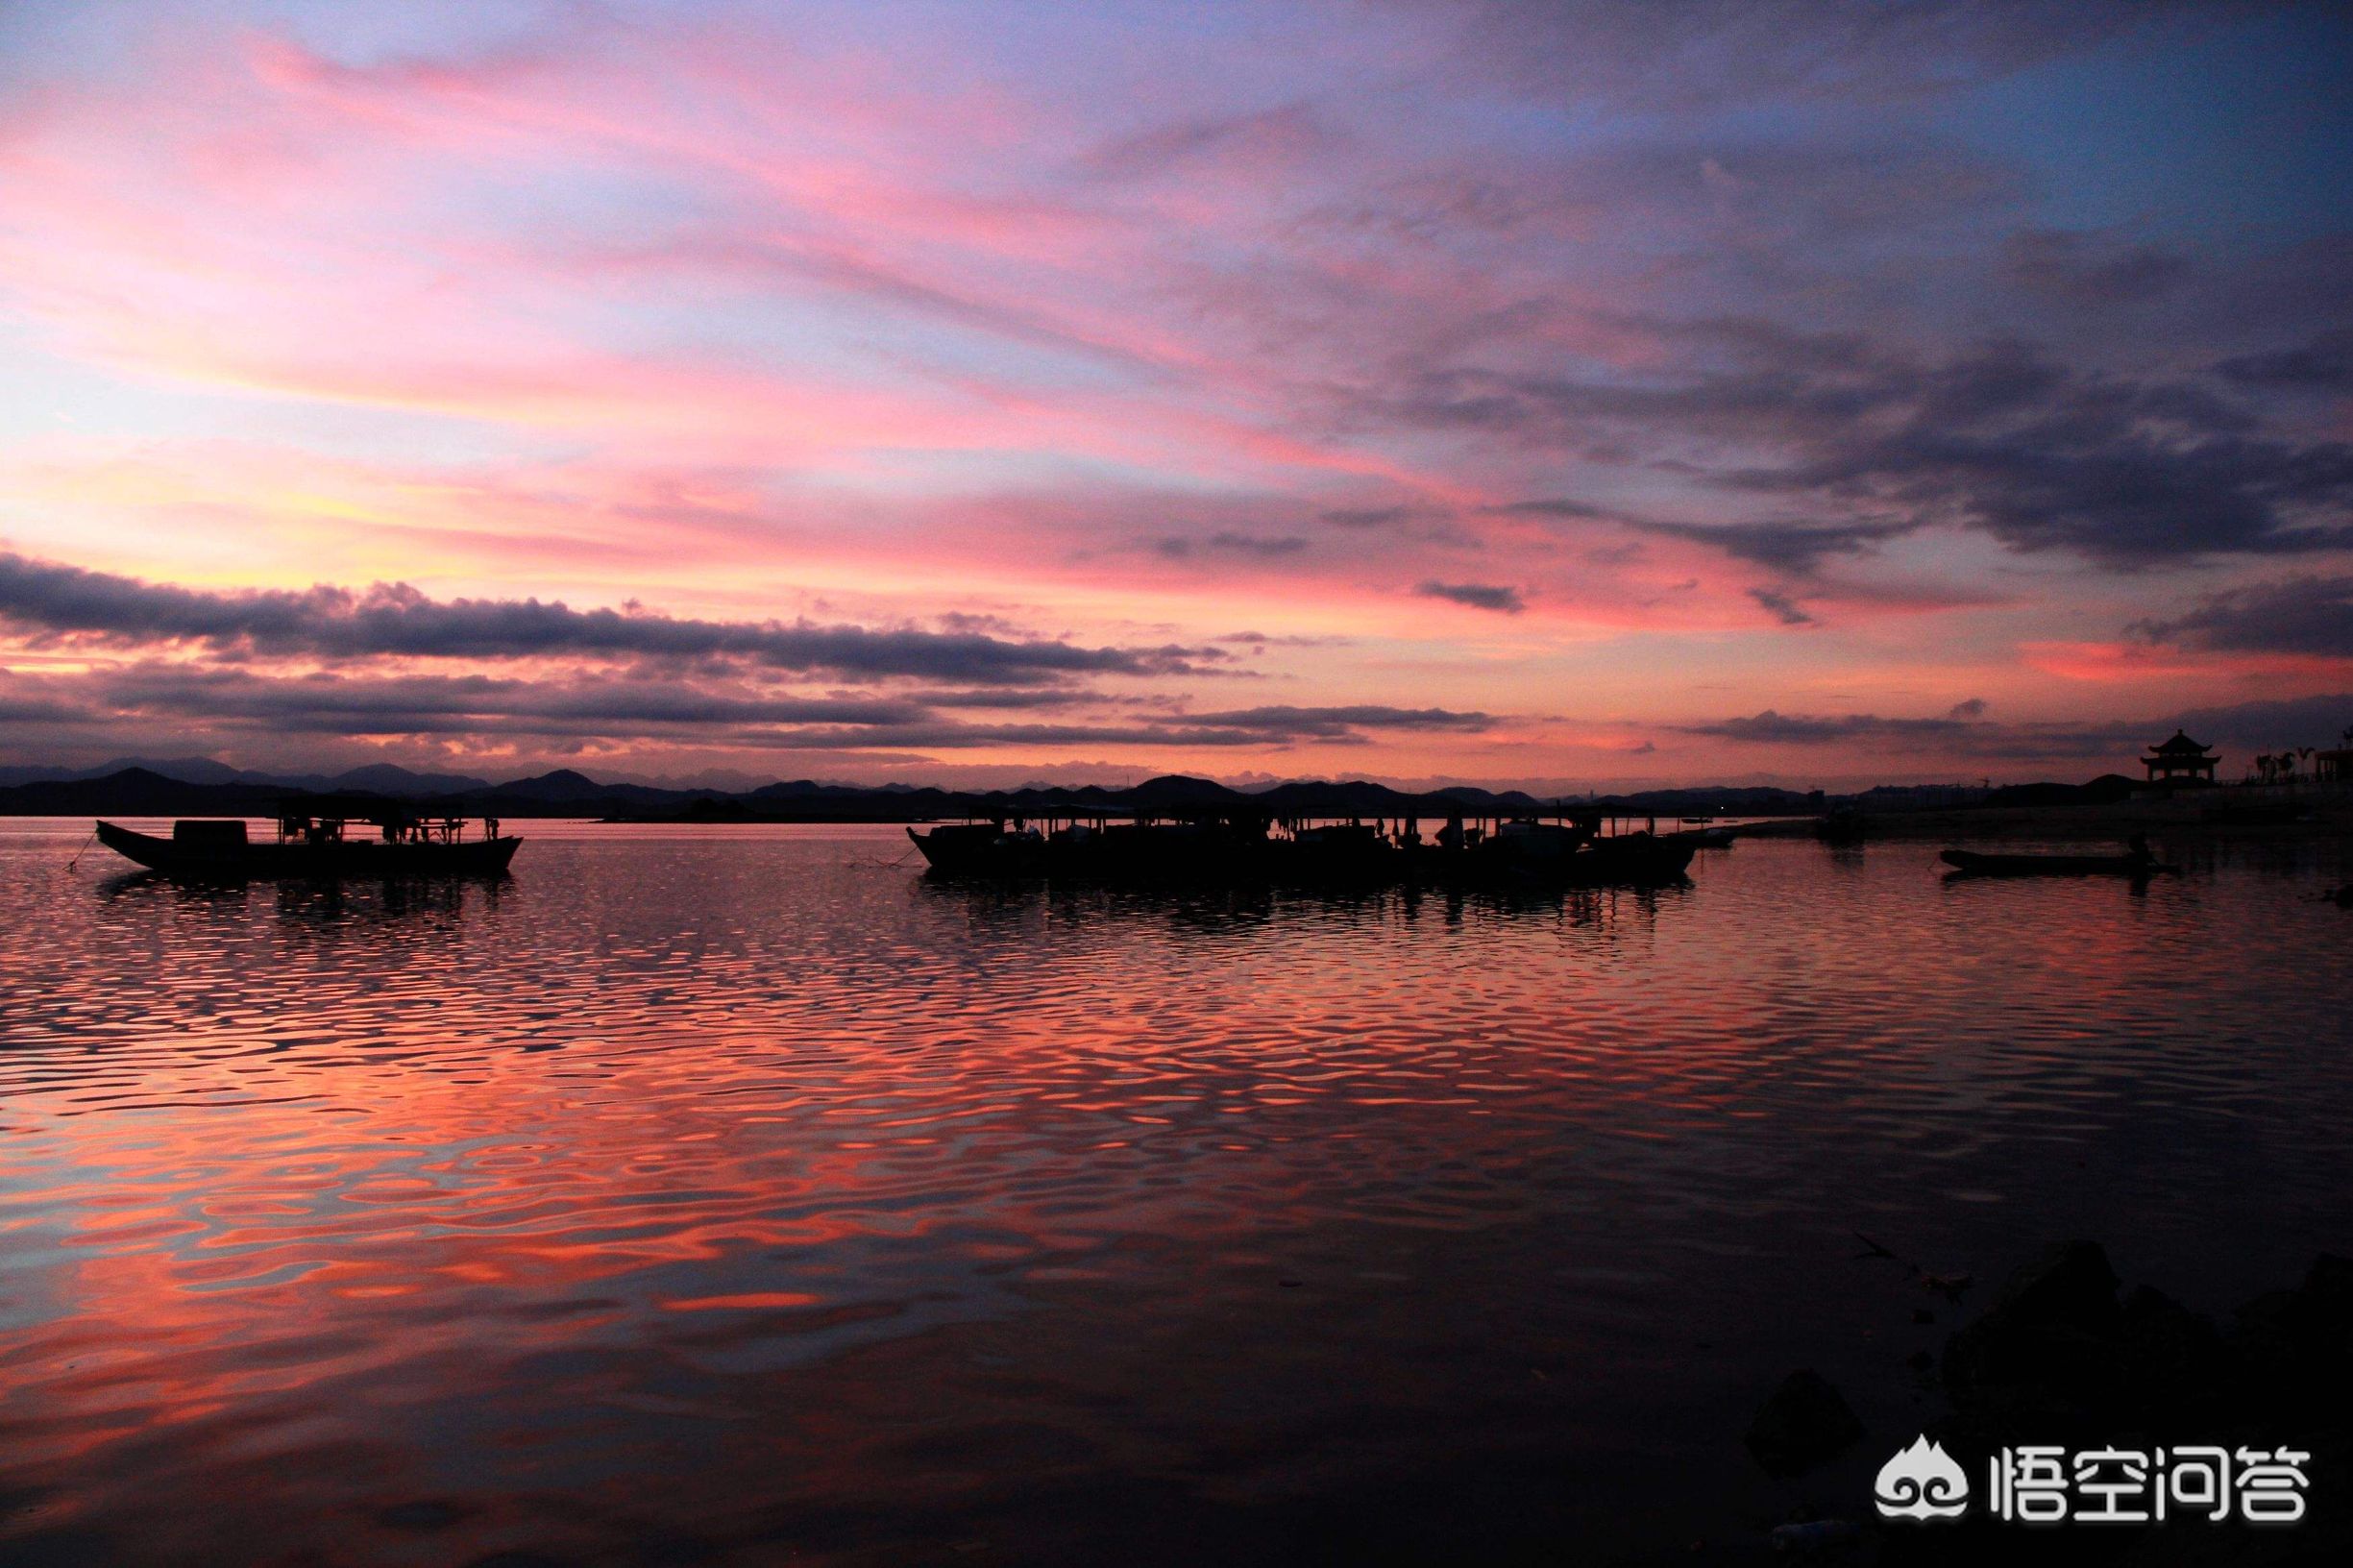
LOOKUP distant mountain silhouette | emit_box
[0,761,2126,823]
[327,763,493,795]
[1126,773,1241,807]
[0,767,296,816]
[0,756,258,788]
[103,756,254,786]
[493,769,611,802]
[0,757,495,794]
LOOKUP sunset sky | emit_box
[2,0,2349,789]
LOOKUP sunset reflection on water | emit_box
[2,821,2347,1564]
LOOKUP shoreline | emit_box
[1731,793,2353,843]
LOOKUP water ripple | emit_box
[0,821,2346,1563]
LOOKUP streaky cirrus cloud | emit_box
[1494,500,1912,576]
[1394,0,2274,109]
[1675,708,1990,746]
[1676,693,2353,761]
[2216,328,2353,391]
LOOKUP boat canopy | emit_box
[271,797,502,845]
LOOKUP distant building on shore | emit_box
[2143,729,2218,786]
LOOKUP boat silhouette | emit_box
[1939,845,2175,878]
[907,809,1696,888]
[96,809,521,880]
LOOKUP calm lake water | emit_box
[2,820,2347,1565]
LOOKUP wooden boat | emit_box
[1939,848,2175,878]
[1458,821,1696,886]
[97,813,521,880]
[1816,806,1867,845]
[907,815,1390,884]
[907,811,1694,888]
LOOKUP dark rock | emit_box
[2297,1253,2353,1333]
[1919,1271,1973,1305]
[1943,1324,2124,1434]
[1745,1369,1864,1477]
[2232,1253,2353,1421]
[1941,1241,2124,1433]
[2115,1286,2232,1424]
[1986,1240,2120,1333]
[2236,1256,2353,1356]
[2231,1286,2305,1406]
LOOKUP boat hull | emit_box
[1939,848,2173,878]
[97,821,522,880]
[1458,833,1696,887]
[907,824,1695,889]
[908,822,1337,883]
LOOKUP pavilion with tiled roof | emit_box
[2142,729,2218,784]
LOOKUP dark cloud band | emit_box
[1415,579,1525,613]
[0,552,1220,686]
[1390,333,2353,567]
[2128,575,2353,658]
[0,660,1496,752]
[1675,695,2353,760]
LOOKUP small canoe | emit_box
[1939,848,2175,878]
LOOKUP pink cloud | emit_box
[1,5,2341,782]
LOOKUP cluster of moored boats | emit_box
[905,810,1701,888]
[92,805,1705,888]
[90,805,2189,890]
